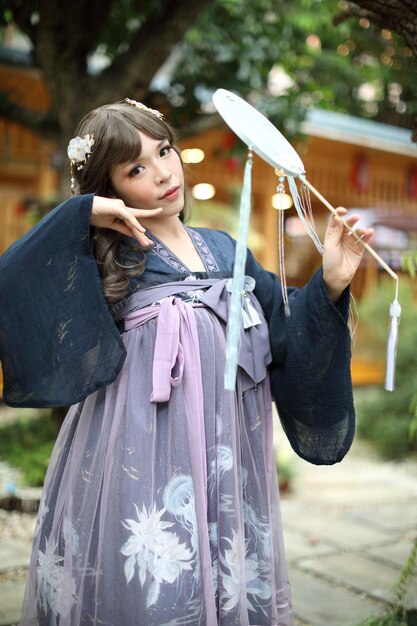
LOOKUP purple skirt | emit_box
[20,285,293,626]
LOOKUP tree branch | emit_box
[93,0,213,103]
[36,0,115,60]
[333,0,417,55]
[333,4,391,30]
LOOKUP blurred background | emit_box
[0,1,416,624]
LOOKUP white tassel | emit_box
[245,296,262,327]
[287,176,323,254]
[241,305,253,329]
[277,206,291,317]
[385,299,401,392]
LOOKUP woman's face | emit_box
[110,131,185,218]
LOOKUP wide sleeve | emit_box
[245,249,355,466]
[0,194,126,408]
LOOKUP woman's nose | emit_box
[155,163,171,183]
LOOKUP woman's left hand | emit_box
[322,207,374,303]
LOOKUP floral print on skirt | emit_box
[20,294,293,626]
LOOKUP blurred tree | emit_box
[169,0,417,136]
[335,0,417,56]
[334,0,417,140]
[1,0,417,151]
[0,0,213,145]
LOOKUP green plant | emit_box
[401,251,417,280]
[357,615,409,626]
[0,410,58,487]
[355,534,417,626]
[354,277,417,459]
[392,536,417,620]
[401,250,417,447]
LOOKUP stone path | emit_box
[282,435,417,626]
[0,507,37,625]
[0,412,416,625]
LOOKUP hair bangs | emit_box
[103,115,144,166]
[107,106,174,161]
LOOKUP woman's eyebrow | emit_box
[119,139,169,169]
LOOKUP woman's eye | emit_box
[160,145,172,157]
[128,165,144,177]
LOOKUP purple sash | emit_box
[118,279,272,402]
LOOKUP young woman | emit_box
[0,100,372,626]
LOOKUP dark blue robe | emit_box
[0,194,354,464]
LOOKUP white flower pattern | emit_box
[37,538,76,623]
[121,502,194,608]
[220,529,272,614]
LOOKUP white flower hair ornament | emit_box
[67,133,95,168]
[67,133,95,194]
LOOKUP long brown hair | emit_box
[71,101,180,304]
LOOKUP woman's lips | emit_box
[161,186,180,200]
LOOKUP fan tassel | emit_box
[385,299,401,392]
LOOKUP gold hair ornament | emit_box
[124,98,164,119]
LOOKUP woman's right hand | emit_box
[90,196,163,247]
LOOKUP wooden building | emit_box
[0,48,59,256]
